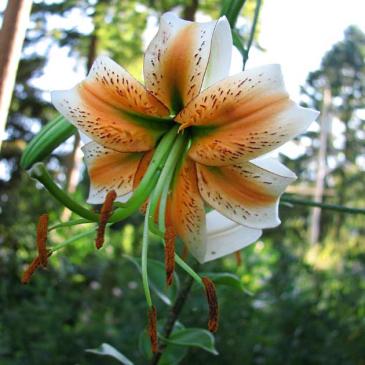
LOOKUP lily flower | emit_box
[51,12,318,264]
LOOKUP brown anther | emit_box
[164,202,175,286]
[96,190,117,249]
[235,251,242,267]
[181,243,189,261]
[148,306,158,353]
[36,214,49,267]
[202,276,219,333]
[164,225,175,286]
[21,251,52,284]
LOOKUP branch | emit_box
[149,263,199,365]
[281,195,365,215]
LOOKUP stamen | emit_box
[21,257,41,284]
[235,251,242,266]
[202,276,219,333]
[36,214,49,267]
[96,190,117,249]
[181,243,189,261]
[164,204,175,286]
[164,225,175,286]
[21,251,52,284]
[148,306,158,353]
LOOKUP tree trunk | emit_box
[0,0,33,147]
[309,86,331,244]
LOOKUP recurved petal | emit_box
[176,64,319,165]
[203,210,262,263]
[82,142,143,204]
[52,56,170,153]
[144,12,231,114]
[170,156,206,262]
[196,159,297,229]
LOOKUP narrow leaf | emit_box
[164,328,218,355]
[85,343,134,365]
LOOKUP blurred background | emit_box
[0,0,364,364]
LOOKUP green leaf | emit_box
[124,255,180,305]
[163,328,218,355]
[201,272,253,295]
[232,29,246,57]
[85,343,134,365]
[138,330,187,365]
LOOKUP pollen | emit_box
[181,243,189,261]
[96,190,117,249]
[36,214,49,267]
[164,225,175,286]
[21,251,52,284]
[202,276,219,333]
[148,306,158,353]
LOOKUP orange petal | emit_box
[176,65,319,165]
[133,149,154,190]
[144,13,231,114]
[196,158,297,229]
[170,157,206,261]
[52,56,171,153]
[133,149,154,214]
[82,142,143,204]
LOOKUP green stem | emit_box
[243,0,262,69]
[29,162,99,222]
[174,255,203,286]
[109,125,179,223]
[51,228,97,252]
[281,195,365,215]
[148,132,187,233]
[226,0,247,28]
[49,218,91,231]
[142,201,153,307]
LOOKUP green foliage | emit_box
[163,328,218,355]
[85,343,135,364]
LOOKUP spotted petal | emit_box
[170,156,206,262]
[196,158,297,229]
[176,64,319,165]
[52,56,170,153]
[204,210,262,263]
[82,142,143,204]
[144,12,231,114]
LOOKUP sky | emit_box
[253,0,365,100]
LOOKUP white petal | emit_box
[79,131,92,145]
[201,210,262,263]
[250,157,297,180]
[201,16,232,90]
